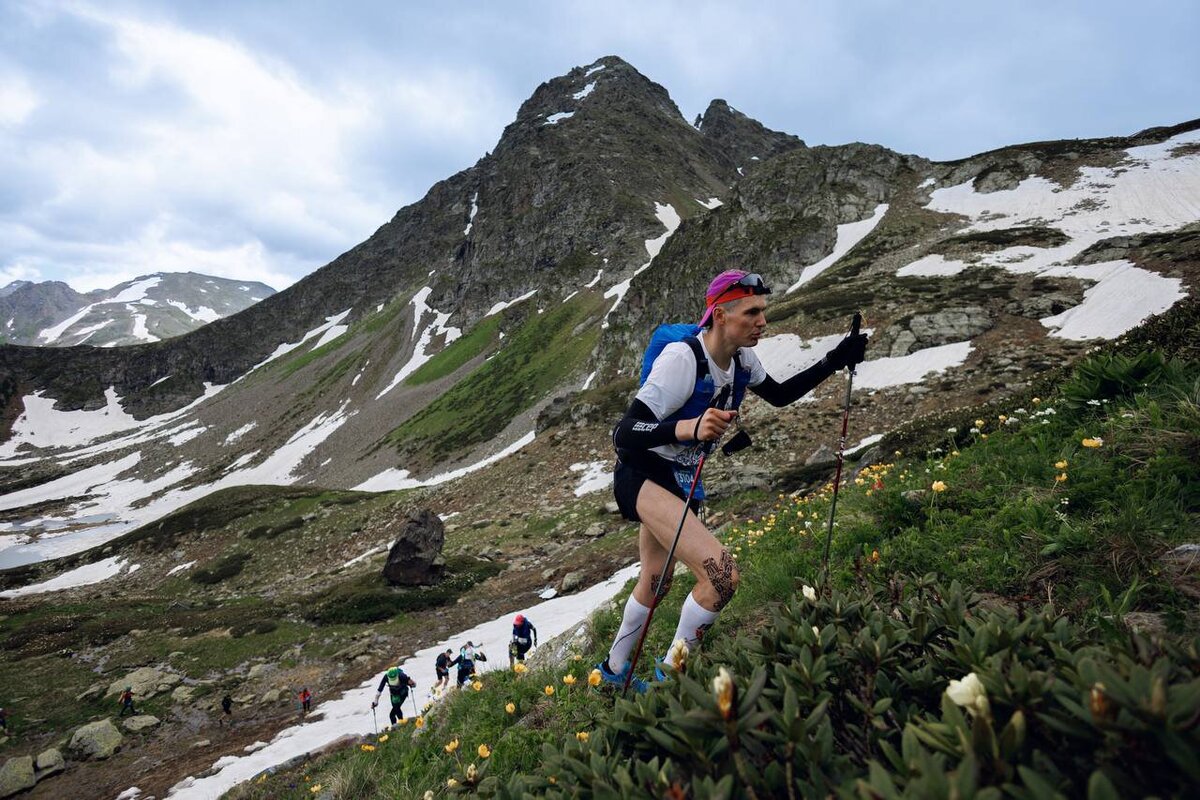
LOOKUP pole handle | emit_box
[850,312,862,337]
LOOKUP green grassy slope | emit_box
[237,305,1200,798]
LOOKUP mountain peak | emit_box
[698,98,805,168]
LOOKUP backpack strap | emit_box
[683,336,710,385]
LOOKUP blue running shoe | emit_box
[654,657,668,682]
[597,660,647,694]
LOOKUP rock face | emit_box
[68,718,123,760]
[887,307,993,357]
[107,666,181,700]
[0,756,35,798]
[382,509,446,585]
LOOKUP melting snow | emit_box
[543,111,574,125]
[572,81,596,101]
[584,269,603,288]
[340,545,388,570]
[167,560,196,576]
[464,191,479,236]
[37,276,162,343]
[584,63,606,77]
[855,341,974,390]
[166,300,221,323]
[698,197,723,209]
[581,371,597,390]
[0,555,130,598]
[484,289,538,318]
[902,130,1199,339]
[354,430,535,492]
[164,563,640,799]
[603,203,680,326]
[570,461,612,496]
[787,204,889,292]
[252,310,352,372]
[376,289,462,399]
[223,423,256,446]
[168,425,205,446]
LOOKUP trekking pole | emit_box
[623,439,717,691]
[411,693,418,719]
[820,312,862,586]
[371,704,378,735]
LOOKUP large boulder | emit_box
[68,718,123,760]
[0,756,35,798]
[122,715,161,732]
[106,666,181,700]
[381,509,446,586]
[34,748,64,778]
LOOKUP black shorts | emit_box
[436,668,448,679]
[613,452,701,523]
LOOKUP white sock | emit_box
[607,594,651,669]
[666,592,719,660]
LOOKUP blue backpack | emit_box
[639,324,751,422]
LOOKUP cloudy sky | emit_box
[2,1,1197,293]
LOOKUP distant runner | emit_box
[371,667,416,725]
[451,642,487,687]
[298,687,313,714]
[434,648,454,694]
[118,687,137,717]
[510,614,538,666]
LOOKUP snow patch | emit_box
[167,560,196,576]
[570,461,612,496]
[464,191,479,236]
[855,341,974,390]
[572,81,596,101]
[484,289,538,318]
[354,431,535,492]
[0,555,130,598]
[543,111,574,125]
[787,204,888,292]
[603,203,680,326]
[223,422,256,446]
[698,197,723,209]
[375,289,461,398]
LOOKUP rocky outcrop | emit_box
[106,667,181,700]
[0,756,35,798]
[68,718,123,760]
[381,509,446,585]
[887,307,993,357]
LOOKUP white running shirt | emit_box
[635,337,767,462]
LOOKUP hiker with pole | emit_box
[371,666,416,726]
[601,269,867,691]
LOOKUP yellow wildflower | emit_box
[1032,397,1041,404]
[931,480,947,492]
[1055,459,1068,469]
[576,731,590,742]
[1055,473,1068,483]
[548,776,557,785]
[478,743,491,758]
[975,419,985,428]
[398,717,409,725]
[472,680,483,691]
[588,669,602,687]
[415,716,425,728]
[544,685,555,696]
[562,674,577,686]
[378,734,389,742]
[870,549,880,564]
[513,662,528,674]
[1082,437,1104,448]
[466,763,477,781]
[445,738,459,754]
[998,414,1008,422]
[447,778,459,788]
[310,785,322,794]
[573,654,584,661]
[505,702,516,714]
[360,744,376,752]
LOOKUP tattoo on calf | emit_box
[650,570,675,596]
[703,551,737,610]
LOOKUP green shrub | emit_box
[191,552,251,585]
[498,578,1200,799]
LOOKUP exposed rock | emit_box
[0,756,35,798]
[582,523,605,538]
[1005,293,1080,319]
[559,571,585,594]
[76,682,106,702]
[34,748,64,778]
[122,715,161,732]
[171,686,196,703]
[68,719,123,760]
[603,501,620,514]
[1159,544,1200,600]
[901,490,926,507]
[247,663,273,680]
[888,307,993,356]
[192,739,211,749]
[106,666,181,700]
[806,445,835,466]
[540,568,557,581]
[261,689,283,704]
[381,509,446,586]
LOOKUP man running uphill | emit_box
[601,269,867,690]
[372,666,416,725]
[510,614,538,666]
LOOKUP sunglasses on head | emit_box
[712,273,772,303]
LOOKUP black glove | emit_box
[825,332,868,371]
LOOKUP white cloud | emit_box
[0,73,40,126]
